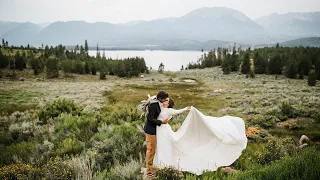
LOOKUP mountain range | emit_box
[1,7,320,50]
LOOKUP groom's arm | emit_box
[147,103,163,126]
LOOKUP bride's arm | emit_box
[168,107,189,116]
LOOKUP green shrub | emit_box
[308,70,317,86]
[53,113,98,144]
[38,99,82,124]
[280,101,296,120]
[45,58,59,78]
[96,125,144,170]
[156,166,184,180]
[42,158,75,179]
[0,164,42,179]
[107,159,143,180]
[234,147,320,180]
[247,115,277,129]
[99,71,106,80]
[56,136,85,156]
[101,105,145,125]
[5,141,36,165]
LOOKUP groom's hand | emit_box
[162,119,169,124]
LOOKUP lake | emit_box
[88,50,205,71]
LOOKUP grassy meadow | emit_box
[1,67,320,179]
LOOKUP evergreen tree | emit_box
[222,54,231,74]
[268,54,282,74]
[46,58,59,78]
[96,44,101,59]
[158,62,164,73]
[91,63,97,75]
[14,51,26,70]
[316,55,320,80]
[230,49,239,71]
[212,49,217,66]
[80,45,85,55]
[75,44,79,53]
[0,50,9,68]
[181,65,184,71]
[284,61,298,79]
[85,61,90,74]
[44,45,50,58]
[85,40,89,55]
[217,47,222,66]
[298,52,312,76]
[30,57,44,75]
[241,52,250,74]
[2,39,5,47]
[102,50,106,59]
[308,70,317,86]
[254,52,267,74]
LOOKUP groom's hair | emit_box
[168,98,174,108]
[157,90,169,102]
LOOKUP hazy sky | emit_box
[1,0,320,24]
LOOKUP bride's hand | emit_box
[187,106,191,111]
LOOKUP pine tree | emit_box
[230,49,239,71]
[0,50,9,68]
[96,44,101,59]
[254,52,267,74]
[222,54,231,74]
[241,52,250,74]
[14,51,26,70]
[316,55,320,80]
[91,63,97,75]
[80,45,84,55]
[268,54,282,74]
[85,40,89,55]
[217,47,222,66]
[85,61,90,74]
[284,61,298,79]
[158,62,164,73]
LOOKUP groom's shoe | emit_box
[146,172,158,179]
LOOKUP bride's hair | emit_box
[168,98,174,108]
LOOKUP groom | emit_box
[144,90,169,176]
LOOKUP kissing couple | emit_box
[142,90,247,177]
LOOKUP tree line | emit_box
[187,44,320,86]
[0,39,148,79]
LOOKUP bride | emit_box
[153,98,247,175]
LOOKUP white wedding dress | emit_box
[153,106,247,175]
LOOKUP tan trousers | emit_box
[146,134,156,174]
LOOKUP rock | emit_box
[299,135,309,145]
[221,167,238,175]
[141,75,145,78]
[19,77,25,81]
[183,79,196,83]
